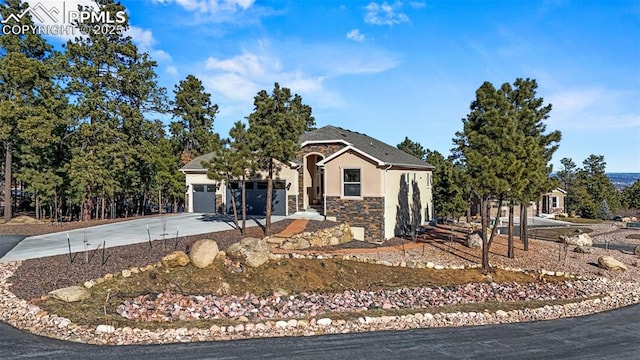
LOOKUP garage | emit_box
[192,184,216,213]
[226,180,286,216]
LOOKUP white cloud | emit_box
[151,0,255,13]
[166,65,179,76]
[547,87,640,130]
[364,1,409,26]
[346,29,365,42]
[126,26,174,65]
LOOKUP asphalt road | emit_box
[0,235,25,259]
[1,303,639,360]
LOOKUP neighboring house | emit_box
[180,125,435,243]
[475,188,567,220]
[539,188,566,215]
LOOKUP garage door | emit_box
[192,184,216,213]
[226,180,286,216]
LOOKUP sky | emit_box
[14,0,640,172]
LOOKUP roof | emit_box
[180,153,215,172]
[301,125,434,169]
[181,125,435,171]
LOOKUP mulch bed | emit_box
[7,218,444,301]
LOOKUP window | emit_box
[552,196,558,208]
[343,168,361,197]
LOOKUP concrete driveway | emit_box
[0,213,285,263]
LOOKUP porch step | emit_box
[289,211,325,221]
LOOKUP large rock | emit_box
[561,233,593,247]
[161,250,190,268]
[573,246,594,254]
[466,233,483,249]
[49,286,90,302]
[189,239,219,268]
[226,237,270,268]
[598,256,628,271]
[634,245,640,256]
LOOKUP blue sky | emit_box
[22,0,640,172]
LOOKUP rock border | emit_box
[1,258,639,345]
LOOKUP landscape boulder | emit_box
[189,239,219,268]
[466,233,483,249]
[634,245,640,256]
[226,237,270,268]
[573,246,594,254]
[560,233,593,247]
[598,256,627,271]
[49,286,91,303]
[161,250,190,268]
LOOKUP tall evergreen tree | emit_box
[0,0,57,222]
[621,179,640,210]
[247,83,315,235]
[508,78,560,252]
[572,155,619,218]
[62,0,166,220]
[453,79,560,268]
[557,157,577,214]
[423,149,467,219]
[170,75,220,164]
[397,137,427,161]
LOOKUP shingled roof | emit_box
[300,125,434,169]
[180,153,215,172]
[182,125,434,171]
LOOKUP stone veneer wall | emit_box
[325,196,385,242]
[287,195,297,215]
[215,194,223,214]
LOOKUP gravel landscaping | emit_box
[1,222,639,345]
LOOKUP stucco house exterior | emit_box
[479,187,568,220]
[180,125,435,243]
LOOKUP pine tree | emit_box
[0,0,57,222]
[247,83,315,235]
[170,75,220,164]
[397,137,427,161]
[62,0,167,220]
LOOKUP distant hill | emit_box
[607,173,640,190]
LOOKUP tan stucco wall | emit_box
[183,172,218,213]
[383,169,433,239]
[322,151,382,197]
[183,159,299,214]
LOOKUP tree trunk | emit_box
[518,203,529,251]
[82,184,92,221]
[241,176,247,234]
[508,202,514,259]
[101,195,106,220]
[3,143,12,223]
[228,179,240,234]
[35,191,40,220]
[480,197,489,270]
[265,159,273,235]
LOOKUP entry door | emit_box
[193,184,216,213]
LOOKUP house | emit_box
[180,125,435,243]
[539,188,566,215]
[475,188,567,220]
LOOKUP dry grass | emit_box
[35,257,561,330]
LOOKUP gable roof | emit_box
[181,125,435,171]
[180,153,215,172]
[301,125,434,170]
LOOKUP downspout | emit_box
[295,164,301,214]
[321,164,327,220]
[383,164,392,240]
